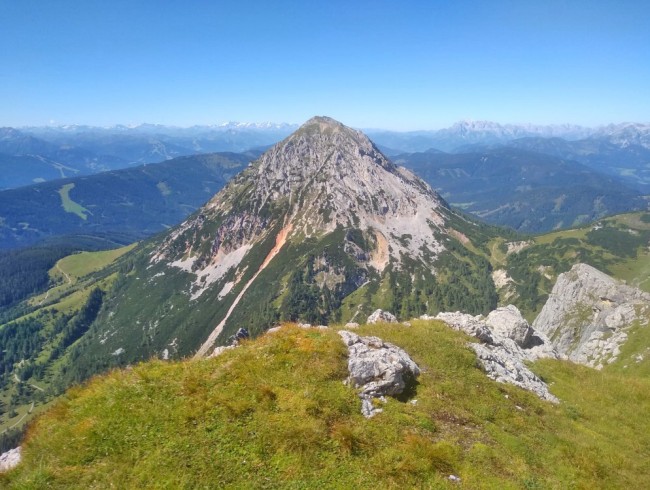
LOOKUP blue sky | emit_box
[1,1,648,130]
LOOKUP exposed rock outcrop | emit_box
[486,305,533,347]
[533,263,650,368]
[432,306,559,402]
[367,309,398,324]
[0,446,21,472]
[338,330,420,417]
[469,343,559,403]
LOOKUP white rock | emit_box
[0,447,21,472]
[209,345,236,358]
[469,343,559,403]
[344,322,360,329]
[434,306,559,401]
[367,309,398,324]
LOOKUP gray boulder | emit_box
[338,330,420,417]
[0,446,21,473]
[367,309,398,324]
[485,305,533,347]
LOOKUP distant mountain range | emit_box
[2,125,647,249]
[366,120,597,153]
[368,121,650,153]
[395,147,646,232]
[2,120,648,190]
[473,135,650,193]
[0,124,293,189]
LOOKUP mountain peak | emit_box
[301,115,345,129]
[274,115,393,171]
[152,117,454,316]
[287,115,372,149]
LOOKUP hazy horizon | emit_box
[7,118,650,133]
[2,1,649,130]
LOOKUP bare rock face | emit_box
[485,305,533,347]
[0,446,21,472]
[433,307,559,402]
[367,309,398,324]
[533,263,650,369]
[338,330,420,417]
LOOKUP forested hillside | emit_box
[0,152,252,249]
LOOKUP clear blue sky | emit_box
[1,0,648,130]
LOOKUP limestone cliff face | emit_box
[533,263,650,368]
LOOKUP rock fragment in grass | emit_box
[367,309,398,324]
[338,330,420,417]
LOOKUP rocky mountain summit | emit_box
[154,116,450,284]
[533,263,650,368]
[150,116,463,355]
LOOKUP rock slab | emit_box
[433,306,559,403]
[469,343,559,403]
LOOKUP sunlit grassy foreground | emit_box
[3,321,650,488]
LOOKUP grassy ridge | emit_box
[4,322,650,488]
